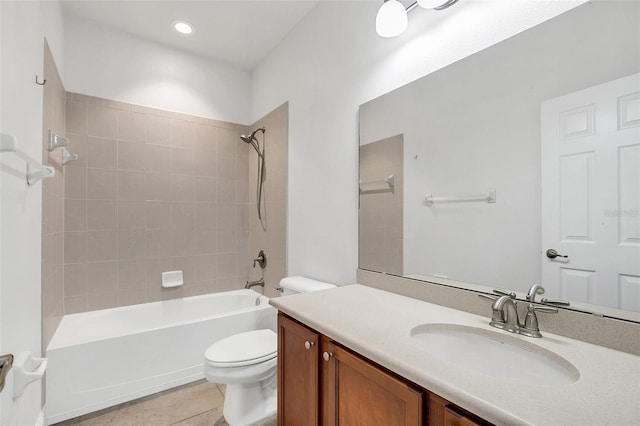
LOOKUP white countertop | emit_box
[270,284,640,425]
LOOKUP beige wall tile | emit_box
[171,257,196,284]
[195,150,218,177]
[61,95,286,314]
[118,171,146,201]
[87,230,118,261]
[171,175,196,202]
[146,144,172,172]
[195,124,217,152]
[64,295,88,314]
[216,253,237,279]
[195,228,217,255]
[195,177,217,202]
[86,261,118,294]
[146,202,171,229]
[87,168,117,199]
[87,291,118,311]
[146,230,172,259]
[64,263,87,297]
[171,148,196,175]
[118,230,146,260]
[65,167,86,199]
[118,289,147,307]
[171,229,196,257]
[217,128,239,156]
[217,230,238,253]
[146,116,171,145]
[146,172,172,201]
[118,140,146,172]
[88,103,118,139]
[217,156,237,179]
[65,133,87,168]
[216,180,237,204]
[66,100,87,135]
[87,200,117,231]
[196,203,217,229]
[64,199,86,231]
[183,281,216,297]
[64,232,87,263]
[171,203,196,230]
[118,201,146,230]
[87,137,117,169]
[118,260,147,290]
[146,258,173,288]
[171,120,196,149]
[217,204,238,230]
[118,110,146,142]
[194,254,217,282]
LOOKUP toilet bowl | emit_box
[204,277,336,426]
[204,329,278,426]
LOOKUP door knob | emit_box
[323,352,333,362]
[304,341,314,350]
[546,249,568,259]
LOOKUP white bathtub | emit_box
[45,289,276,424]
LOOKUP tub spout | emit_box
[245,278,265,290]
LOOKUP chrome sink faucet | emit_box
[480,285,562,338]
[490,295,520,333]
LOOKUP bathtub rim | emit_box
[47,289,270,350]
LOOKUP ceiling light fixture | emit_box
[375,0,459,38]
[173,20,194,35]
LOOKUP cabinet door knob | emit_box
[323,352,333,362]
[304,341,314,350]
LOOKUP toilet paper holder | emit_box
[12,352,48,399]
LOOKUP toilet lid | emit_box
[205,329,277,367]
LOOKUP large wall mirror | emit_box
[359,1,640,322]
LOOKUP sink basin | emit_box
[410,324,579,386]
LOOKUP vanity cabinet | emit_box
[277,312,320,425]
[277,313,489,426]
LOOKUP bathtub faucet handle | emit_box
[253,250,267,269]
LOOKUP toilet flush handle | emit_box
[304,341,314,350]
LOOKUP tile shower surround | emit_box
[42,41,67,348]
[63,93,254,314]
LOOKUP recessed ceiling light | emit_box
[173,20,194,35]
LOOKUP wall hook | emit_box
[35,75,46,86]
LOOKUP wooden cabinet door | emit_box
[427,392,488,426]
[278,314,320,426]
[443,406,482,426]
[321,337,422,426]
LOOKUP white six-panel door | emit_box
[541,73,640,311]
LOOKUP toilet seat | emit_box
[205,329,277,368]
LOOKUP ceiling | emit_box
[62,0,321,71]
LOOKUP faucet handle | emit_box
[493,289,516,299]
[540,297,570,306]
[529,304,558,314]
[478,293,499,301]
[522,303,557,338]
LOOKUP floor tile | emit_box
[54,380,223,426]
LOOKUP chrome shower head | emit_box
[240,127,265,157]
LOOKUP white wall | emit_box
[251,0,584,285]
[0,1,65,424]
[63,14,252,125]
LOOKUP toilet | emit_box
[203,276,336,426]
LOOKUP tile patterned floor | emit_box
[53,380,275,426]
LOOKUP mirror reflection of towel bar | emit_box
[424,190,496,206]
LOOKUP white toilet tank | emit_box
[279,276,336,296]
